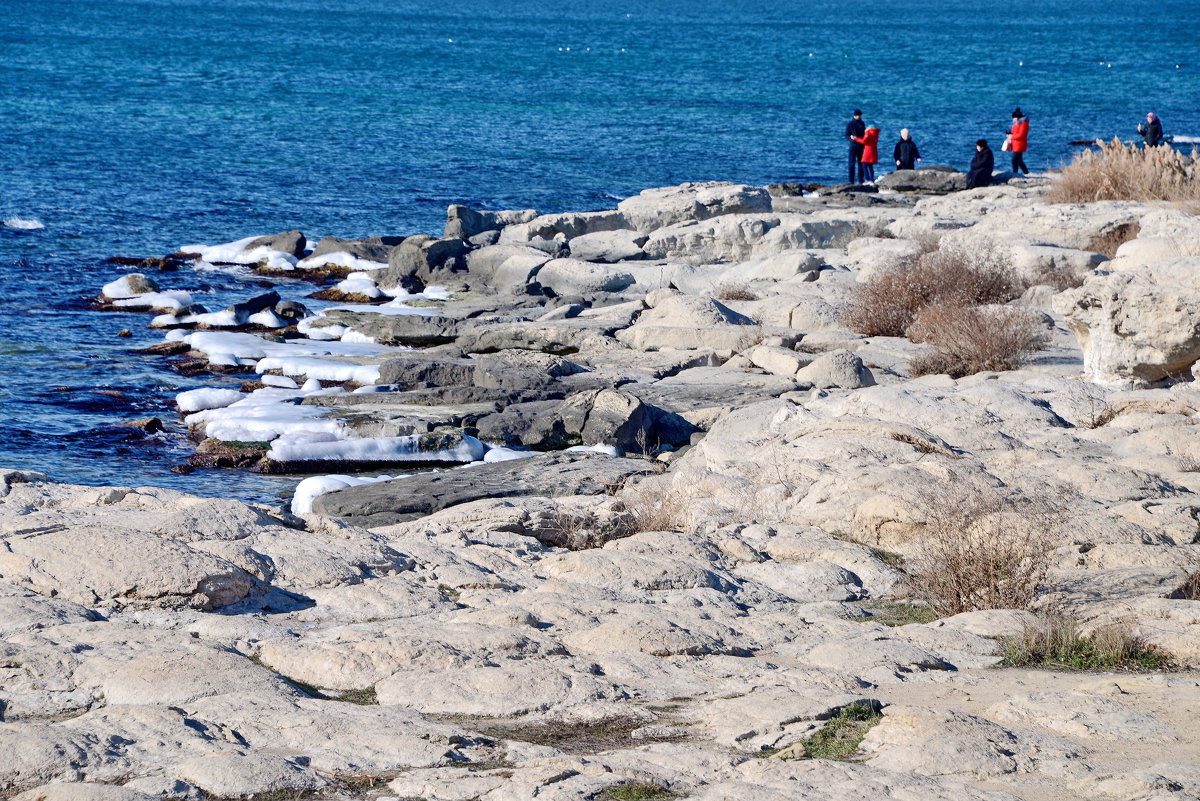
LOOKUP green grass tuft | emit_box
[998,617,1174,671]
[598,782,683,801]
[797,703,882,761]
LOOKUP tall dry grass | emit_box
[1047,138,1200,204]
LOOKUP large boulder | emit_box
[616,294,762,352]
[535,258,636,296]
[445,205,539,239]
[498,210,629,244]
[568,229,648,262]
[376,354,476,387]
[642,213,859,263]
[1054,257,1200,387]
[475,388,663,451]
[304,235,405,266]
[0,526,256,610]
[877,168,967,194]
[466,244,552,293]
[376,236,473,288]
[247,230,306,258]
[617,182,773,233]
[472,350,589,391]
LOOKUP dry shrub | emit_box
[841,239,1022,337]
[1046,138,1200,204]
[1087,221,1142,259]
[907,303,1050,377]
[1026,264,1086,291]
[540,505,636,550]
[906,480,1070,616]
[621,474,759,533]
[715,282,758,301]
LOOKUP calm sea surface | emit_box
[2,0,1198,504]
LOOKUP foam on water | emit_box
[3,217,45,230]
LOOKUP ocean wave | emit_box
[3,216,45,230]
[1172,135,1200,144]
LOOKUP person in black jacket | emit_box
[893,128,921,170]
[966,139,994,189]
[1138,112,1164,147]
[845,109,866,184]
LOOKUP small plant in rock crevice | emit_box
[795,703,883,761]
[598,781,684,800]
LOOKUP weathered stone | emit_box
[445,205,539,239]
[568,230,648,263]
[248,230,306,258]
[535,258,636,296]
[617,182,773,233]
[305,235,404,265]
[310,451,655,525]
[877,169,968,194]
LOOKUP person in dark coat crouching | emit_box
[1138,112,1164,147]
[966,139,994,189]
[894,128,921,170]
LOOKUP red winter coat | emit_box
[1009,117,1029,153]
[854,126,881,163]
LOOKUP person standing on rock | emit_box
[966,139,995,188]
[1006,108,1030,175]
[1138,112,1164,146]
[853,123,881,184]
[845,109,866,184]
[893,128,921,170]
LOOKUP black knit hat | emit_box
[853,109,862,116]
[1012,108,1023,117]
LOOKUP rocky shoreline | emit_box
[4,168,1200,800]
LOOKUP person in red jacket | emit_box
[853,124,881,184]
[1007,108,1030,175]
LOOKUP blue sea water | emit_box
[2,0,1198,504]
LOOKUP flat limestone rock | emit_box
[13,784,160,801]
[0,526,256,611]
[310,451,655,526]
[374,658,626,715]
[175,752,322,798]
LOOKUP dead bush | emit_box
[539,504,637,550]
[907,303,1050,377]
[621,474,759,533]
[1047,138,1200,204]
[1087,221,1142,259]
[905,479,1070,616]
[714,282,758,301]
[1026,265,1086,291]
[841,238,1022,337]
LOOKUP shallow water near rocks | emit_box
[2,0,1197,504]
